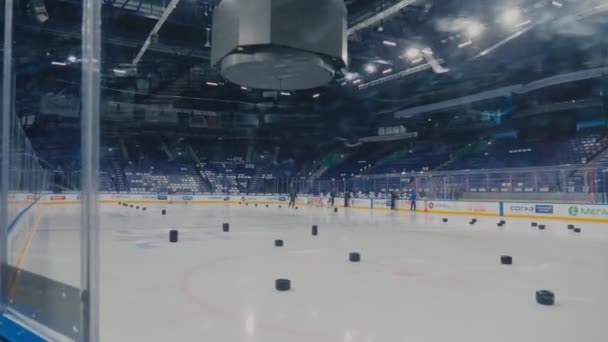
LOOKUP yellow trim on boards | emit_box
[40,200,608,223]
[8,206,44,300]
[503,214,608,223]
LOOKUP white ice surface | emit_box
[18,203,608,342]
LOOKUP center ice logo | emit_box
[568,206,579,216]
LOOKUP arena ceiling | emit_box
[6,0,608,140]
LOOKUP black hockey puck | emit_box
[500,220,506,224]
[130,205,133,208]
[538,225,546,230]
[169,230,178,243]
[531,222,538,227]
[255,204,258,207]
[162,209,166,215]
[275,279,291,291]
[574,228,581,233]
[443,218,448,223]
[472,218,477,223]
[312,225,318,236]
[223,223,230,232]
[349,253,361,262]
[501,256,512,265]
[278,205,282,208]
[568,224,575,230]
[136,206,139,210]
[536,290,555,306]
[266,204,269,208]
[295,207,298,210]
[334,208,338,213]
[470,221,475,225]
[274,240,284,247]
[143,208,147,211]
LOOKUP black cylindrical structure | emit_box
[275,279,291,291]
[169,230,178,243]
[536,290,555,306]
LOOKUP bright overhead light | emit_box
[364,64,377,74]
[352,79,362,85]
[411,57,423,64]
[206,82,219,86]
[345,72,357,80]
[551,1,563,8]
[51,61,67,66]
[382,40,397,47]
[312,93,320,98]
[113,68,127,75]
[280,91,291,96]
[421,47,433,55]
[67,55,78,63]
[465,21,484,38]
[404,48,421,59]
[458,40,473,48]
[241,86,248,90]
[500,8,522,27]
[382,68,393,75]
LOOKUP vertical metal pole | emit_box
[81,0,101,340]
[0,0,15,312]
[486,174,490,193]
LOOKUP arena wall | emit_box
[28,193,608,223]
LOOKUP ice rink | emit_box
[15,203,608,341]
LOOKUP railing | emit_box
[43,163,608,204]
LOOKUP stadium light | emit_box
[67,55,78,63]
[499,8,523,27]
[458,40,473,48]
[51,61,67,66]
[404,48,421,59]
[382,40,397,47]
[206,81,219,86]
[280,91,291,96]
[382,68,393,75]
[312,93,320,98]
[466,21,484,38]
[365,63,377,74]
[345,72,357,80]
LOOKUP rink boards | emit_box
[7,193,608,224]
